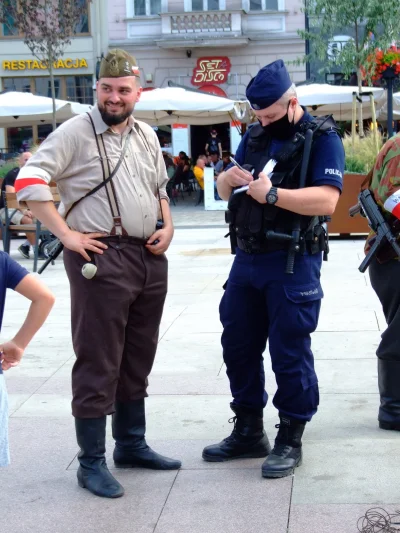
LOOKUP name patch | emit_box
[325,168,343,178]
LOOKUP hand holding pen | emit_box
[219,156,254,190]
[232,157,277,194]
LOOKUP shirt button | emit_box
[145,215,148,218]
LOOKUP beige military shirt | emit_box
[16,105,169,239]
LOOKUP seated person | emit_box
[162,152,176,179]
[193,158,205,190]
[222,153,232,171]
[209,153,224,176]
[0,152,45,260]
[173,151,188,167]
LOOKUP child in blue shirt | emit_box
[0,251,55,466]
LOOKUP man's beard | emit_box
[98,102,134,126]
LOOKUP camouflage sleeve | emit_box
[371,136,400,208]
[365,136,400,254]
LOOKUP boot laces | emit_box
[223,416,238,444]
[272,423,292,457]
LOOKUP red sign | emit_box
[199,84,227,97]
[191,57,231,86]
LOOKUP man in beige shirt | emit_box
[15,49,181,499]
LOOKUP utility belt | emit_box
[234,221,329,257]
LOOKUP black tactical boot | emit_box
[378,359,400,430]
[202,403,271,462]
[261,415,305,478]
[75,417,124,498]
[112,399,181,470]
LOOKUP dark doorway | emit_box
[190,122,230,162]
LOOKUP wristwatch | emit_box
[266,186,279,205]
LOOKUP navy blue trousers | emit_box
[220,249,323,422]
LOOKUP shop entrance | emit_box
[190,122,230,162]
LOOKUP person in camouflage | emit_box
[367,133,400,431]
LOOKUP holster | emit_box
[303,221,329,259]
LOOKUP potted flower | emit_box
[362,46,400,82]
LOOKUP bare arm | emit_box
[247,172,340,216]
[26,200,107,262]
[218,142,222,159]
[1,275,55,370]
[275,185,339,216]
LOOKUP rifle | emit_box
[349,189,400,272]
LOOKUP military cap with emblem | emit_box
[246,59,292,111]
[99,49,140,79]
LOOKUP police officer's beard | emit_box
[262,106,296,140]
[98,102,134,126]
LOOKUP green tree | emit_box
[0,0,91,131]
[299,0,400,136]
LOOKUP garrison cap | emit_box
[246,59,292,110]
[99,49,140,79]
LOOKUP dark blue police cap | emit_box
[246,60,292,111]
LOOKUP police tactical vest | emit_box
[228,115,339,244]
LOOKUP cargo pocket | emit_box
[283,282,323,335]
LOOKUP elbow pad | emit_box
[384,190,400,219]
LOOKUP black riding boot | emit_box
[261,415,305,478]
[202,403,271,462]
[112,399,181,470]
[378,359,400,430]
[75,417,124,498]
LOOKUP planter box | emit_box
[328,173,370,235]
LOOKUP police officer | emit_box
[365,134,400,431]
[202,60,345,478]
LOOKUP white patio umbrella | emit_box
[376,91,400,121]
[296,84,386,121]
[0,91,92,128]
[134,87,248,125]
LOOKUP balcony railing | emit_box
[160,10,243,37]
[170,12,233,33]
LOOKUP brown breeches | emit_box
[63,237,168,418]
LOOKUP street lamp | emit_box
[382,67,397,139]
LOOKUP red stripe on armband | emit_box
[14,178,48,192]
[392,202,400,220]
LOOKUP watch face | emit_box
[267,193,278,204]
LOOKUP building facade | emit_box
[0,0,108,154]
[108,0,306,157]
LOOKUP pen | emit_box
[230,157,254,194]
[229,156,248,173]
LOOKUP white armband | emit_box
[384,190,400,219]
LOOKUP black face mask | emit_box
[261,103,296,140]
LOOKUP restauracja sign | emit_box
[2,58,88,71]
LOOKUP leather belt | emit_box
[99,235,148,246]
[237,236,290,254]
